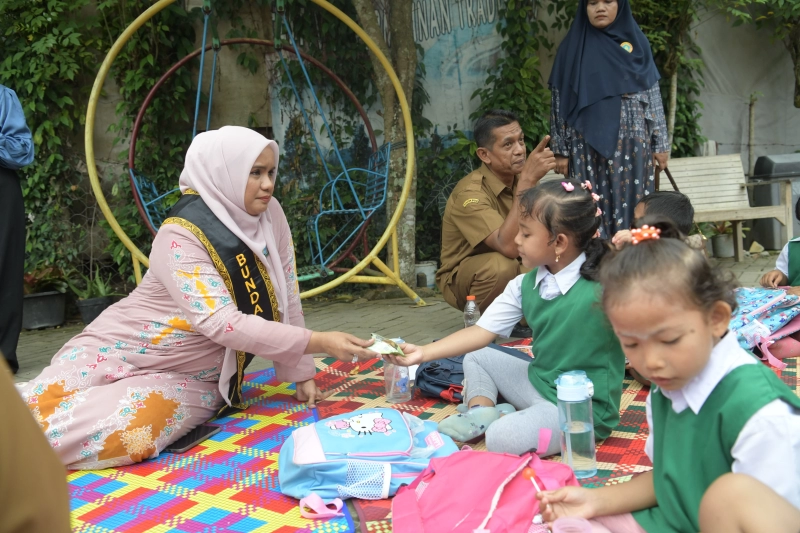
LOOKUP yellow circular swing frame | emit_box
[85,0,425,305]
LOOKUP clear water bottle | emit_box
[555,370,597,479]
[464,295,480,328]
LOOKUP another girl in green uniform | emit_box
[539,219,800,533]
[384,179,625,456]
[760,235,800,295]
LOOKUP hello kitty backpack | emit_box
[278,408,458,502]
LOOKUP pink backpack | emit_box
[756,313,800,370]
[392,449,580,533]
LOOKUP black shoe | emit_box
[510,324,532,339]
[4,359,18,374]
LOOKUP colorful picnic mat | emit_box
[67,344,800,533]
[68,370,355,533]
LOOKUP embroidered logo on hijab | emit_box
[620,42,633,53]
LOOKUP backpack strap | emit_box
[299,493,344,519]
[440,384,463,402]
[758,340,789,370]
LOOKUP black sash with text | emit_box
[163,192,280,414]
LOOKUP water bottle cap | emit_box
[466,295,476,301]
[555,371,593,401]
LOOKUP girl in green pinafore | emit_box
[383,179,625,456]
[538,219,800,533]
[760,236,800,295]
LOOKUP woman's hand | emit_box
[295,379,332,408]
[538,486,599,523]
[382,343,425,367]
[307,331,378,362]
[653,152,669,183]
[555,155,569,177]
[761,270,788,289]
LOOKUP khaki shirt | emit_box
[437,163,517,287]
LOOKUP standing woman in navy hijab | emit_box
[549,0,669,237]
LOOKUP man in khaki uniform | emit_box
[438,109,556,314]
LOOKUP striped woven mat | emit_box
[67,344,799,533]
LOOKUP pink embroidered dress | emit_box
[18,128,314,469]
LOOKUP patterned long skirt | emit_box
[16,345,225,470]
[567,110,656,238]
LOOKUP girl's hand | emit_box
[555,155,569,176]
[611,229,633,250]
[760,270,788,289]
[382,343,425,367]
[295,379,332,408]
[538,486,598,523]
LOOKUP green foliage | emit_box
[471,0,552,148]
[97,0,198,280]
[66,266,120,299]
[415,130,475,262]
[0,0,101,274]
[711,0,800,38]
[22,263,67,295]
[628,0,707,156]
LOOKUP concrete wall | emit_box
[690,12,800,168]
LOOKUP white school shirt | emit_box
[476,253,586,337]
[774,236,800,277]
[644,332,800,510]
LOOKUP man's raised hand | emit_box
[520,135,556,189]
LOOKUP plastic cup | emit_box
[384,362,412,403]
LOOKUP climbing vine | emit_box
[95,1,198,279]
[0,0,102,274]
[471,0,553,149]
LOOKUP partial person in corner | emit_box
[0,84,34,374]
[437,109,556,321]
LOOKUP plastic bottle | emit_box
[464,295,481,328]
[555,370,597,479]
[384,337,412,403]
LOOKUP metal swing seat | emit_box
[128,1,390,283]
[88,0,425,305]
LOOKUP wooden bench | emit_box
[658,154,793,261]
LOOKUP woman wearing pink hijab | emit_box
[17,126,377,469]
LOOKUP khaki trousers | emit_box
[441,252,523,313]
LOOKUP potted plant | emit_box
[67,267,120,324]
[22,263,68,329]
[706,221,749,258]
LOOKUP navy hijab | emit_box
[548,0,660,159]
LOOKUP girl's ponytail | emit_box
[580,237,613,282]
